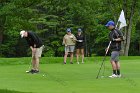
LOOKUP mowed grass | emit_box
[0,57,140,93]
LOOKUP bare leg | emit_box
[116,62,120,69]
[111,61,117,75]
[70,52,73,63]
[64,52,68,63]
[81,49,84,63]
[32,56,36,70]
[35,57,40,71]
[116,62,121,75]
[76,49,80,63]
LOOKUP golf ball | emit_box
[101,76,104,78]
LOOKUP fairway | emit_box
[0,57,139,93]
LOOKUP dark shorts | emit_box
[76,45,84,49]
[110,51,120,62]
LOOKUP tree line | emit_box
[0,0,140,57]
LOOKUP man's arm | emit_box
[63,36,67,46]
[113,30,123,41]
[113,38,122,41]
[72,35,77,43]
[30,46,36,50]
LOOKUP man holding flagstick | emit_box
[105,10,127,78]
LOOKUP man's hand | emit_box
[30,46,36,56]
[105,47,109,54]
[32,48,36,53]
[112,38,122,42]
[32,48,37,57]
[105,48,109,52]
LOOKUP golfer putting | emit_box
[20,30,44,74]
[105,21,124,78]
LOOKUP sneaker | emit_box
[117,74,121,78]
[109,74,117,78]
[77,62,80,64]
[63,62,66,64]
[82,62,84,64]
[26,69,35,73]
[70,62,73,64]
[33,70,39,74]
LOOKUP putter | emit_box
[101,58,106,77]
[26,51,36,73]
[96,41,111,79]
[26,59,32,73]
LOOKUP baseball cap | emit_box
[20,30,25,38]
[66,28,71,32]
[105,21,115,27]
[78,28,82,32]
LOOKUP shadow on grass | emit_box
[0,89,32,93]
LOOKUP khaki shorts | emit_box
[65,45,75,53]
[32,45,44,58]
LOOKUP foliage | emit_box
[0,0,140,57]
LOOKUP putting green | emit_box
[0,57,139,93]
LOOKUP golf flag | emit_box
[118,10,127,29]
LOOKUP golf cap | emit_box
[105,21,115,27]
[66,28,71,32]
[78,28,82,32]
[20,30,25,38]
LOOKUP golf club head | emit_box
[26,71,30,73]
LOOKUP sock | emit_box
[117,69,120,75]
[113,70,117,75]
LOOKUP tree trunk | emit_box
[139,43,140,54]
[120,0,127,56]
[124,0,137,56]
[85,34,88,57]
[0,31,3,44]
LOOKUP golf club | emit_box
[26,50,36,73]
[26,58,32,73]
[96,41,111,79]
